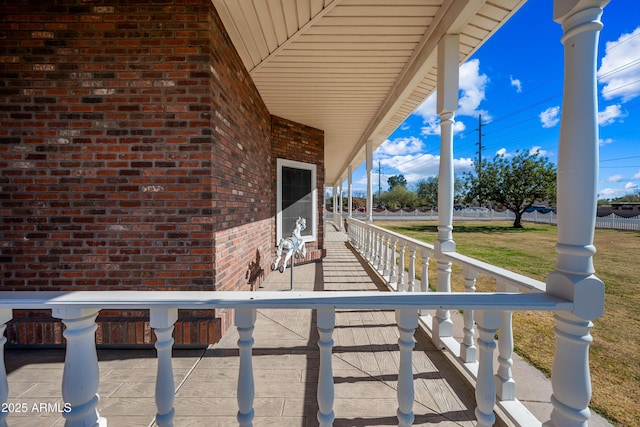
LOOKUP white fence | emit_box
[595,213,640,231]
[345,208,640,231]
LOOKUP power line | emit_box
[598,58,640,79]
[601,155,640,162]
[604,29,640,53]
[379,51,640,174]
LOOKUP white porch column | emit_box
[366,140,374,224]
[52,308,105,427]
[338,184,343,217]
[433,33,459,347]
[545,1,609,426]
[337,184,343,231]
[347,165,353,217]
[332,185,337,215]
[0,309,11,427]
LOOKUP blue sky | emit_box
[344,0,640,201]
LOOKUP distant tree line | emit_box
[331,150,558,228]
[598,190,640,205]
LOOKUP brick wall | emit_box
[271,115,325,262]
[0,0,290,346]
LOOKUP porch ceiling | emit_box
[211,0,526,185]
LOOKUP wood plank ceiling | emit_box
[211,0,526,185]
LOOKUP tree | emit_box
[463,150,557,228]
[387,174,407,190]
[379,185,417,209]
[608,189,640,203]
[416,177,438,207]
[416,176,466,208]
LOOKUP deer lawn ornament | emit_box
[271,217,307,273]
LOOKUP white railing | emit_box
[346,217,564,426]
[0,289,571,427]
[331,210,343,231]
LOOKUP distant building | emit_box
[598,202,640,218]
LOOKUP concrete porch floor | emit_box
[2,226,612,426]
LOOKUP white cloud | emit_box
[371,135,475,187]
[413,58,490,125]
[529,146,548,156]
[539,106,561,128]
[599,187,625,199]
[606,174,623,182]
[599,137,614,146]
[598,26,640,102]
[458,59,490,118]
[375,136,424,157]
[598,104,626,126]
[382,153,474,185]
[624,182,638,190]
[414,93,436,121]
[634,170,640,179]
[420,116,440,136]
[420,118,466,136]
[453,121,466,133]
[496,148,511,157]
[510,75,522,93]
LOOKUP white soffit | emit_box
[211,0,526,184]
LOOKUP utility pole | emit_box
[476,114,486,207]
[476,114,484,174]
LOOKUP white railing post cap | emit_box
[546,271,604,320]
[475,310,501,329]
[150,308,178,327]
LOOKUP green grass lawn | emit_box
[376,220,640,427]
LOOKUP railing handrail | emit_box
[347,217,547,294]
[363,221,436,253]
[442,252,547,293]
[0,290,570,311]
[343,215,560,426]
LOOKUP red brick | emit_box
[1,0,324,347]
